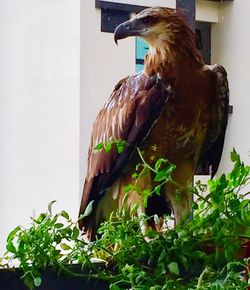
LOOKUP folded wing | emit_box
[195,65,229,177]
[79,73,170,231]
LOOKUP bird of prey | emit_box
[79,7,229,239]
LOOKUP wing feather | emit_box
[79,73,169,229]
[195,65,229,177]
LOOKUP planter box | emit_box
[0,266,109,290]
[1,242,249,290]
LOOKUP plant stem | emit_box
[136,147,156,173]
[196,267,210,289]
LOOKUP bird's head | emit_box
[114,7,203,75]
[114,7,189,47]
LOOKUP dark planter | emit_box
[0,265,109,290]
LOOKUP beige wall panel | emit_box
[212,1,250,179]
[196,0,219,23]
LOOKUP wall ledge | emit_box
[196,0,219,23]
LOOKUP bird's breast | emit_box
[143,92,211,164]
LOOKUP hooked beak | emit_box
[114,19,141,44]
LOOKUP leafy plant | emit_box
[1,144,249,289]
[1,201,93,289]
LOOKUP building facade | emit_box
[1,0,249,253]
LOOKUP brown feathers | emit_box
[78,74,170,235]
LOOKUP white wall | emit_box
[212,1,250,174]
[0,0,80,253]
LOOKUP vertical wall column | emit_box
[176,0,196,30]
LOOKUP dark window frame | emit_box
[101,8,130,33]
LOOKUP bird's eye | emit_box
[141,16,152,25]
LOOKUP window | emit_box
[101,8,130,33]
[135,38,148,72]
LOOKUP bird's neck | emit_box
[144,40,204,82]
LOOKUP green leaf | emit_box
[81,200,95,218]
[124,184,133,193]
[116,140,126,154]
[231,148,239,162]
[180,255,189,270]
[154,184,162,195]
[154,165,175,182]
[35,213,47,223]
[20,261,30,272]
[7,226,20,243]
[34,277,42,287]
[48,200,56,215]
[64,227,72,237]
[104,142,113,153]
[143,189,151,197]
[94,142,104,151]
[154,169,168,182]
[72,227,79,240]
[154,170,167,182]
[218,174,228,189]
[200,201,205,210]
[51,215,58,225]
[54,223,64,228]
[24,275,35,289]
[239,199,250,209]
[143,189,151,206]
[18,240,25,255]
[229,199,240,210]
[132,173,138,179]
[54,235,62,244]
[6,241,16,253]
[61,210,70,220]
[240,209,250,225]
[158,249,166,264]
[208,179,216,191]
[154,158,167,172]
[168,262,179,276]
[110,284,121,290]
[60,243,71,250]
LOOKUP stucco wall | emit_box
[0,0,80,254]
[211,1,250,174]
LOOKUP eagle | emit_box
[79,7,229,239]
